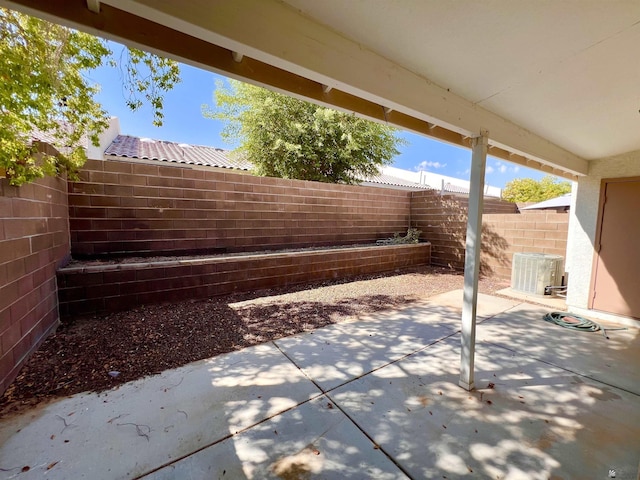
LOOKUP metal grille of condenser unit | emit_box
[511,253,564,295]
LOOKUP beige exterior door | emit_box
[591,178,640,319]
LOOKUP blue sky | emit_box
[88,53,548,189]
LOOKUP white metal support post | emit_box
[459,130,488,391]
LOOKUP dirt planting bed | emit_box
[1,265,507,416]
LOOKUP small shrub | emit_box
[377,228,422,245]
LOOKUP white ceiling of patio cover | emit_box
[18,0,639,166]
[281,0,640,161]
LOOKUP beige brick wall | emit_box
[482,210,569,279]
[410,190,567,278]
[0,150,70,394]
[69,159,412,257]
[410,190,519,272]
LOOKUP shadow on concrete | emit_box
[1,299,638,479]
[325,304,640,479]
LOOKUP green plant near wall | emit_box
[377,228,422,245]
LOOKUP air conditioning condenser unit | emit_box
[511,253,564,295]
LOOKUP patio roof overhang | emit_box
[10,0,632,181]
[5,0,639,391]
[6,0,640,175]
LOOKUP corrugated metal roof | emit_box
[442,183,469,194]
[361,173,433,190]
[104,135,253,170]
[521,193,571,210]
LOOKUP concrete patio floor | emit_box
[0,290,638,479]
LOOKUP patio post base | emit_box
[459,379,475,391]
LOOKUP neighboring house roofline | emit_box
[100,127,500,195]
[104,134,252,171]
[359,173,434,191]
[381,165,502,198]
[520,193,571,211]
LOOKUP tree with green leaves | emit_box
[205,80,406,184]
[0,8,180,186]
[502,175,572,203]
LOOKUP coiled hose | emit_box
[543,312,627,339]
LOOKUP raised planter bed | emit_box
[57,242,431,316]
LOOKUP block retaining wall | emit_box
[58,243,431,316]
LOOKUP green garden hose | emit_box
[542,312,627,339]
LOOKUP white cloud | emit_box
[512,166,520,173]
[415,160,447,170]
[486,165,495,174]
[499,164,507,173]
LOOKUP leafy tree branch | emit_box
[502,175,571,203]
[0,8,180,186]
[204,80,406,184]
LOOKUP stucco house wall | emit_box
[565,149,640,324]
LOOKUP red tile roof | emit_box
[104,135,438,191]
[30,125,88,154]
[104,135,252,171]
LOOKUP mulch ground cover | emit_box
[0,266,507,416]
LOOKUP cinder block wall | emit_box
[0,158,70,394]
[411,190,519,272]
[482,210,569,279]
[58,243,430,316]
[68,159,412,257]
